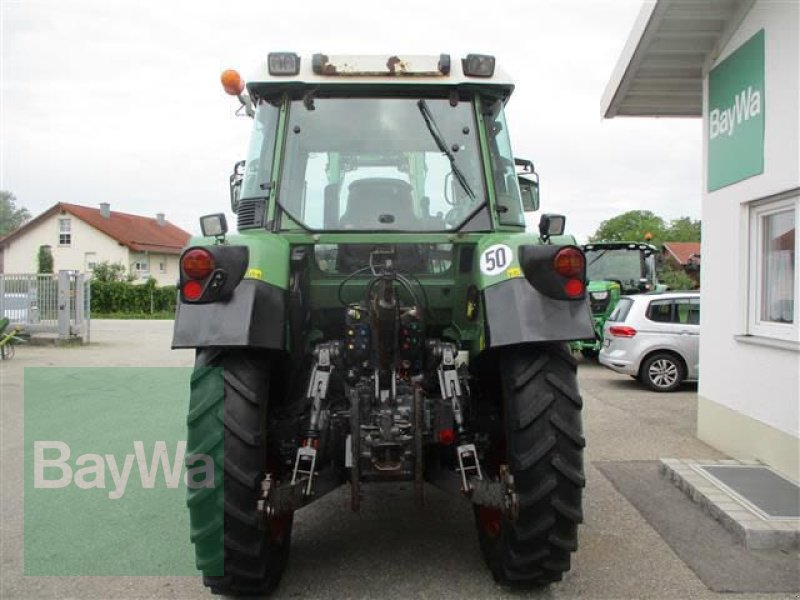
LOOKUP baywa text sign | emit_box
[708,29,765,192]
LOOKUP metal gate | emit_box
[0,271,90,343]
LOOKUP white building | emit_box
[603,0,799,480]
[0,202,191,286]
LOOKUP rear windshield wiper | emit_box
[587,250,608,267]
[417,99,476,201]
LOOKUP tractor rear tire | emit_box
[475,343,585,587]
[188,349,293,597]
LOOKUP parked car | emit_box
[1,292,33,324]
[599,291,700,392]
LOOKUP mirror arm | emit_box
[235,93,255,118]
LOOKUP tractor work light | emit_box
[462,54,495,77]
[200,213,228,238]
[268,52,301,75]
[220,69,245,96]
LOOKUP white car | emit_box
[599,292,700,392]
[2,292,36,324]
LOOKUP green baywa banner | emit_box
[707,29,765,192]
[24,367,223,576]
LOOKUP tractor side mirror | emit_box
[515,158,539,212]
[538,213,566,241]
[519,175,539,212]
[230,160,245,213]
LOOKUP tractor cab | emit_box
[574,241,663,357]
[228,53,537,249]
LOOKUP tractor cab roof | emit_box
[583,241,658,254]
[246,53,515,102]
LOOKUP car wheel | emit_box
[640,353,684,392]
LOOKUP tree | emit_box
[659,263,697,290]
[589,210,667,244]
[0,191,31,237]
[665,216,701,242]
[92,261,131,282]
[37,245,53,274]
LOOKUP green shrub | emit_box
[659,265,697,290]
[90,279,177,315]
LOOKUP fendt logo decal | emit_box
[709,85,761,140]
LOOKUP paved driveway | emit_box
[1,320,758,599]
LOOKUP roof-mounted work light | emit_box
[268,52,301,75]
[462,54,495,77]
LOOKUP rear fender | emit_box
[473,233,594,347]
[172,233,291,349]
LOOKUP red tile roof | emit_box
[662,241,701,265]
[0,203,191,255]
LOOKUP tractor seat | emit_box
[336,178,426,273]
[339,178,417,230]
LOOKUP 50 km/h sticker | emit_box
[480,244,513,276]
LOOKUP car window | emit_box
[608,297,634,322]
[675,298,700,325]
[647,299,674,322]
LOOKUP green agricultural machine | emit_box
[572,241,663,357]
[172,53,594,595]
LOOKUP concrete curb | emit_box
[659,458,800,550]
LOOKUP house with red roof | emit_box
[661,241,701,286]
[0,202,191,285]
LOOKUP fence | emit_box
[0,271,90,343]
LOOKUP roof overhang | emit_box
[602,0,755,118]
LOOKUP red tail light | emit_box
[564,279,585,297]
[438,428,455,445]
[553,247,584,278]
[609,325,637,337]
[182,280,204,301]
[182,249,214,280]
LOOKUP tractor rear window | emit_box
[278,97,487,232]
[314,243,454,275]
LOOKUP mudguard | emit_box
[474,233,594,347]
[483,278,593,346]
[171,232,290,349]
[172,279,285,349]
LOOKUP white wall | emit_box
[699,0,800,441]
[129,252,180,286]
[2,211,129,274]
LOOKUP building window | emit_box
[134,260,150,276]
[159,260,167,274]
[749,197,798,341]
[85,252,97,271]
[58,218,71,246]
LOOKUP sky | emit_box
[1,0,702,242]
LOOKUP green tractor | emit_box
[173,53,594,595]
[572,241,664,358]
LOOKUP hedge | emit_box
[90,279,177,315]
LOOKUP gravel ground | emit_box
[0,320,786,599]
